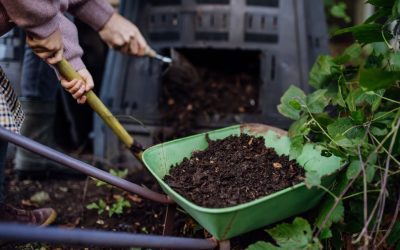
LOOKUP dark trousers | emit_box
[20,47,59,101]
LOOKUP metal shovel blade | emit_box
[162,49,200,86]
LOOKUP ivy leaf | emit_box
[346,159,377,182]
[277,85,306,120]
[305,170,321,188]
[290,135,305,160]
[288,116,310,137]
[365,8,392,23]
[309,56,341,89]
[346,160,361,179]
[306,89,331,113]
[334,43,362,64]
[393,0,400,18]
[366,0,395,8]
[335,80,347,107]
[390,52,400,71]
[315,173,347,231]
[319,228,333,240]
[387,222,400,246]
[359,68,400,91]
[366,163,377,183]
[327,117,364,140]
[371,126,388,136]
[246,241,277,250]
[266,218,321,250]
[313,113,335,128]
[316,200,344,230]
[335,23,390,44]
[351,110,365,124]
[332,136,354,148]
[330,2,351,23]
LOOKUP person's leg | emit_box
[20,46,59,102]
[14,48,62,177]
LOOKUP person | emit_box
[15,2,150,177]
[0,0,149,225]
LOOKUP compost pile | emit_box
[164,134,305,208]
[160,69,259,139]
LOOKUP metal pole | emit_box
[0,224,217,249]
[0,126,173,204]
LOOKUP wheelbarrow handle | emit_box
[55,59,144,159]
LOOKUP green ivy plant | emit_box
[87,168,131,218]
[86,196,131,218]
[249,0,400,249]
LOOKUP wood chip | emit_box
[272,162,283,169]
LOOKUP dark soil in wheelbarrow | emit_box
[164,134,305,208]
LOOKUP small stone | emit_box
[96,219,105,225]
[167,98,175,105]
[30,191,50,204]
[272,162,283,169]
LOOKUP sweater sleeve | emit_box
[67,0,115,31]
[0,0,60,38]
[59,13,85,71]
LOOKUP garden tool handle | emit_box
[55,59,144,159]
[144,47,172,64]
[144,47,157,58]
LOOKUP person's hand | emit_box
[60,68,94,104]
[99,13,148,56]
[26,29,63,65]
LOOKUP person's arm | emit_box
[0,0,60,38]
[67,0,148,56]
[67,0,115,31]
[58,13,94,104]
[0,0,64,64]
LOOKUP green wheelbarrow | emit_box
[56,59,343,241]
[0,60,343,249]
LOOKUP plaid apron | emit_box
[0,66,24,134]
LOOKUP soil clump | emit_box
[164,134,305,208]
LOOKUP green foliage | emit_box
[359,68,400,90]
[92,168,129,187]
[309,56,340,89]
[271,0,400,248]
[87,168,131,218]
[324,1,351,30]
[108,197,131,217]
[247,218,321,250]
[277,85,306,120]
[335,23,390,44]
[329,2,351,23]
[86,199,107,215]
[387,222,400,247]
[86,197,131,218]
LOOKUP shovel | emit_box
[145,47,200,86]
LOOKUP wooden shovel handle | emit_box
[55,59,141,156]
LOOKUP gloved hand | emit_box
[26,29,64,65]
[60,68,94,104]
[99,13,148,56]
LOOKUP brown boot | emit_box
[0,203,57,226]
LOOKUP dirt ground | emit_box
[2,156,271,250]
